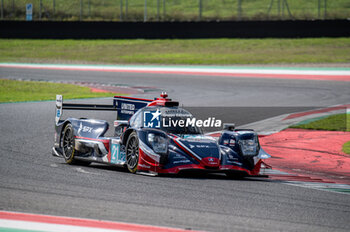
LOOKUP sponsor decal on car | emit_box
[111,139,126,164]
[143,109,162,128]
[173,160,191,164]
[78,122,93,133]
[121,103,136,115]
[138,164,151,169]
[55,95,63,125]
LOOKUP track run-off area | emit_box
[0,63,350,231]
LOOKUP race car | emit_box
[52,93,270,177]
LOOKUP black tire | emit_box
[61,123,77,164]
[61,123,91,166]
[125,132,139,173]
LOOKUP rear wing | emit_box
[113,96,152,120]
[55,95,152,125]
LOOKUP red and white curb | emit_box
[236,104,349,136]
[1,63,350,81]
[0,211,198,232]
[206,104,349,137]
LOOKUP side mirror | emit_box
[223,123,235,131]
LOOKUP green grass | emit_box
[343,141,350,154]
[290,114,350,132]
[3,0,350,21]
[0,79,119,103]
[1,38,349,65]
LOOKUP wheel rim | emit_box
[62,127,74,159]
[126,136,139,170]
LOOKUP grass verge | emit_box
[0,38,349,65]
[343,141,350,155]
[4,0,350,21]
[0,79,119,103]
[290,114,350,132]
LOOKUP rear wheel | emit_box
[62,123,76,164]
[126,132,139,173]
[61,123,90,166]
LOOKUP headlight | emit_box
[239,139,258,156]
[147,133,168,154]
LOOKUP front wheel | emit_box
[126,132,139,173]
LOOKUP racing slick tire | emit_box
[126,132,139,173]
[61,123,91,166]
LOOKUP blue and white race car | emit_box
[52,93,270,177]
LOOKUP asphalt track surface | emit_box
[1,67,350,231]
